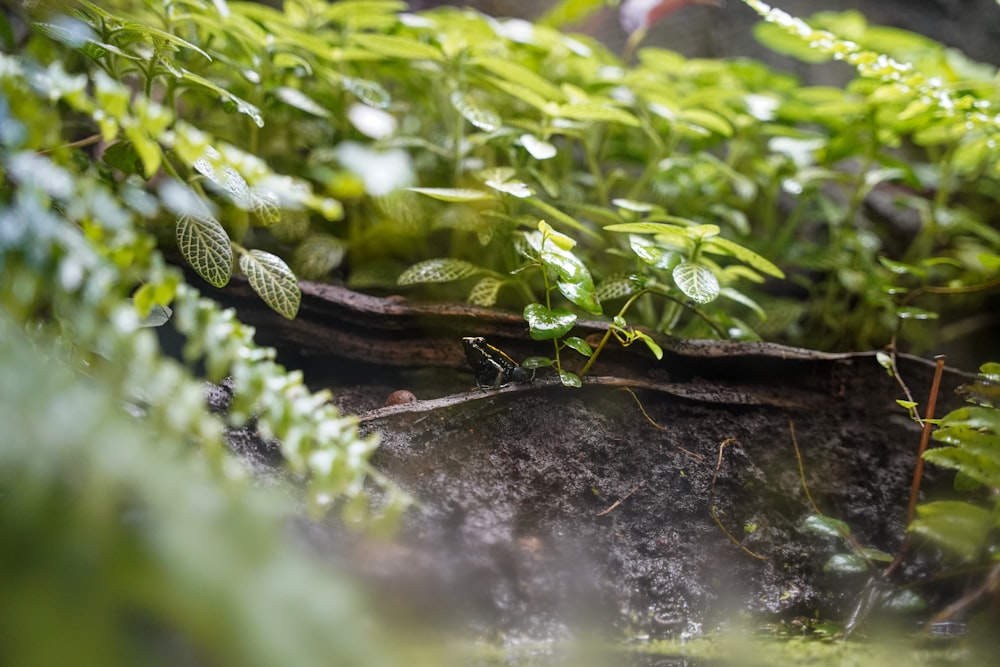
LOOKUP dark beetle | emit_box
[462,337,534,390]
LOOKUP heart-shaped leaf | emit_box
[239,250,300,319]
[524,303,577,340]
[673,262,719,304]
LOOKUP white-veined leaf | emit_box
[397,258,480,285]
[175,211,233,287]
[673,262,719,304]
[595,273,640,301]
[220,164,250,206]
[293,234,346,280]
[250,189,281,225]
[239,250,300,319]
[468,276,503,306]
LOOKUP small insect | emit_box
[462,336,535,390]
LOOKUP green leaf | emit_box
[910,501,996,561]
[521,356,555,369]
[606,221,708,252]
[102,141,142,175]
[450,91,501,132]
[93,70,129,128]
[483,171,533,198]
[239,250,300,319]
[272,86,330,118]
[937,406,1000,437]
[408,187,492,202]
[321,0,408,27]
[595,274,641,301]
[923,447,1000,490]
[980,363,1000,382]
[397,258,480,285]
[538,220,576,251]
[552,102,641,127]
[119,20,212,61]
[122,124,162,178]
[703,237,785,278]
[718,288,766,319]
[557,279,602,315]
[538,0,608,28]
[349,33,443,61]
[520,134,557,160]
[559,369,582,387]
[175,211,233,288]
[563,336,593,357]
[250,190,281,226]
[680,108,733,137]
[180,70,264,127]
[481,75,550,112]
[605,220,703,234]
[803,514,851,538]
[823,553,869,574]
[673,262,720,304]
[472,56,565,103]
[634,331,663,360]
[468,276,503,306]
[628,235,664,265]
[524,303,577,340]
[138,303,172,328]
[753,21,832,64]
[132,277,176,320]
[342,77,392,109]
[859,547,894,563]
[292,234,346,280]
[612,198,656,213]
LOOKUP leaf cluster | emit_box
[0,315,407,667]
[17,0,1000,365]
[0,37,408,522]
[911,363,1000,562]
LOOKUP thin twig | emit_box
[709,438,768,561]
[885,332,919,415]
[356,374,806,425]
[788,418,820,515]
[37,133,102,155]
[907,355,947,525]
[596,480,647,517]
[620,386,666,430]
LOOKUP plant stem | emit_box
[884,354,946,579]
[579,290,647,377]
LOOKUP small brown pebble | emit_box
[385,389,417,406]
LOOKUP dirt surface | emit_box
[343,356,965,640]
[192,278,976,641]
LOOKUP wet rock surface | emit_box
[344,357,965,639]
[196,279,973,640]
